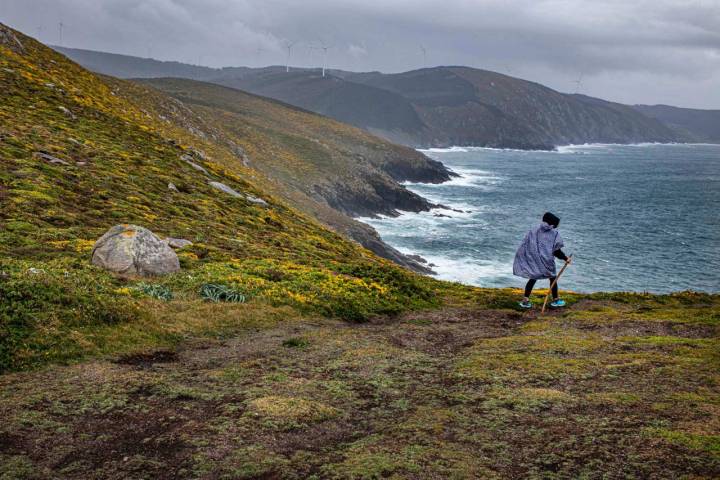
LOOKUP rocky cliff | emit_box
[633,104,720,143]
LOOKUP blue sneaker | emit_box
[549,299,566,308]
[518,300,532,309]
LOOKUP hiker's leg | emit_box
[550,277,559,299]
[524,279,537,299]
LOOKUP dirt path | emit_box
[1,298,719,479]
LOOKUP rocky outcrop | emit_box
[0,24,24,55]
[165,238,193,249]
[35,151,69,165]
[209,181,269,206]
[182,154,210,175]
[632,104,720,143]
[314,176,436,218]
[346,222,434,274]
[91,225,180,276]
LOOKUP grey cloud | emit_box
[1,0,718,107]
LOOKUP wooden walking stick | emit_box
[541,254,573,314]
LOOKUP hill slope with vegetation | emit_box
[1,26,719,479]
[633,104,720,143]
[107,75,449,272]
[56,46,696,149]
[0,23,447,372]
[54,51,455,271]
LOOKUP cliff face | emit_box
[136,78,450,215]
[131,77,448,271]
[50,48,457,271]
[55,47,698,149]
[1,23,454,374]
[348,67,689,148]
[633,104,720,143]
[213,66,689,149]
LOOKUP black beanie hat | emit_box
[543,212,560,228]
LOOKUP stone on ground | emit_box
[165,238,193,249]
[91,224,180,277]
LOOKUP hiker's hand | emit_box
[565,257,573,264]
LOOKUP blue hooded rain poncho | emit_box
[513,221,564,280]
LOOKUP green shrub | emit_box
[282,337,309,348]
[0,260,141,372]
[135,282,173,301]
[200,283,246,303]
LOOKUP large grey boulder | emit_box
[92,225,180,277]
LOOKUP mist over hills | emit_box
[632,104,720,144]
[55,46,716,149]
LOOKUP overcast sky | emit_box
[2,0,719,108]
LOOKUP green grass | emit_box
[1,24,719,478]
[0,26,450,372]
[1,294,717,478]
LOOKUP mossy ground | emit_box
[2,26,719,479]
[1,293,718,479]
[0,29,446,372]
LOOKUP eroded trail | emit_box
[1,298,719,479]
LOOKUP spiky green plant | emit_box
[199,283,245,303]
[135,282,173,301]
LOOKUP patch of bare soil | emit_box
[52,398,219,479]
[568,319,717,338]
[2,304,718,479]
[115,350,178,368]
[381,308,527,355]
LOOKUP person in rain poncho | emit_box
[513,212,572,309]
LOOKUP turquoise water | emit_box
[362,144,720,293]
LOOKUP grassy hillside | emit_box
[0,24,450,372]
[103,75,446,272]
[135,77,450,217]
[1,292,719,478]
[634,104,720,143]
[210,69,426,136]
[353,67,687,148]
[2,26,719,479]
[54,47,693,149]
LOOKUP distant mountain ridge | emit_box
[55,46,715,149]
[0,33,458,274]
[632,104,720,143]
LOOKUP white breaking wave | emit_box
[403,250,514,286]
[404,167,504,189]
[419,146,534,154]
[554,142,717,154]
[358,206,476,231]
[421,142,717,156]
[418,146,469,153]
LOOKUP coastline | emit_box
[418,141,720,155]
[359,143,720,293]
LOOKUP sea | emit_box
[361,143,720,293]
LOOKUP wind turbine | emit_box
[420,44,427,68]
[319,43,332,77]
[284,41,297,73]
[573,73,584,94]
[58,21,65,46]
[310,42,333,77]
